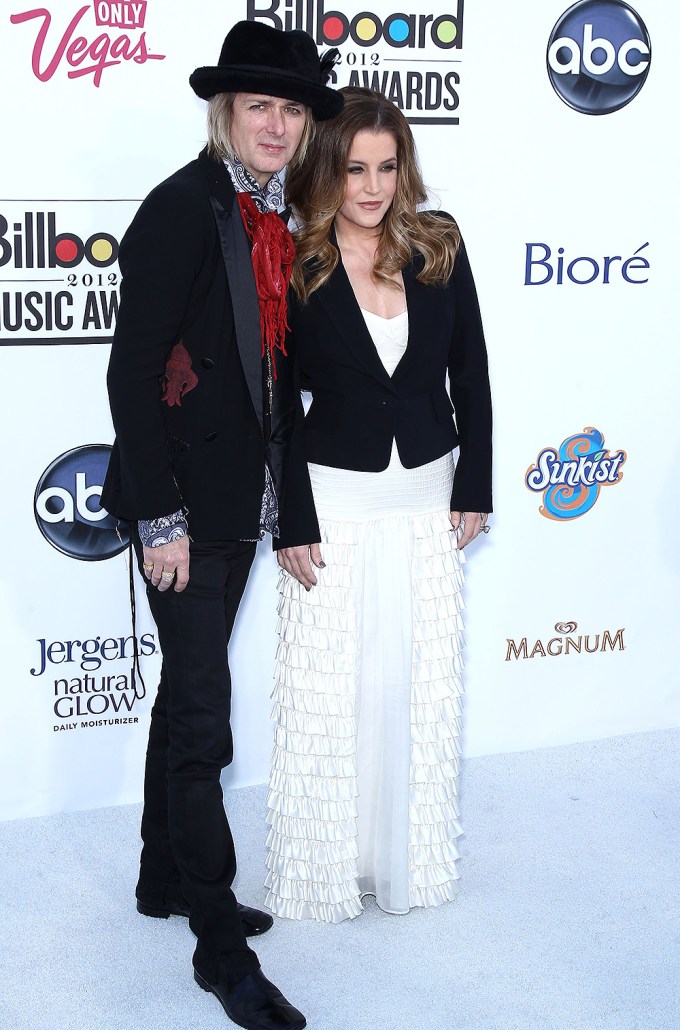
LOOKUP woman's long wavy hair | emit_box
[286,87,460,300]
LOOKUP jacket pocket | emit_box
[167,435,191,461]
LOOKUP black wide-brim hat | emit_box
[190,20,343,121]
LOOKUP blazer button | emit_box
[205,431,218,442]
[201,357,215,369]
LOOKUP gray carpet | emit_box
[1,728,677,1030]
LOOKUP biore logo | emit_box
[34,445,128,560]
[0,212,118,270]
[547,1,651,115]
[247,0,462,49]
[525,427,626,520]
[524,242,649,285]
[10,2,165,87]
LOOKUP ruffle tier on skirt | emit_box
[265,451,465,923]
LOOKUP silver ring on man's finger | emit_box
[161,571,175,581]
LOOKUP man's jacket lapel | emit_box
[200,150,264,435]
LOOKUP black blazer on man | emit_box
[277,234,492,547]
[103,148,302,542]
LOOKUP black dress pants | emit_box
[133,535,259,985]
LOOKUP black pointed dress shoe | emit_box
[236,903,274,937]
[136,895,274,937]
[194,968,306,1030]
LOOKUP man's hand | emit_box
[142,536,190,592]
[450,511,488,549]
[277,543,325,590]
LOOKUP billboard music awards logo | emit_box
[0,200,139,346]
[505,621,625,661]
[247,0,464,124]
[34,444,129,560]
[9,2,165,87]
[525,427,626,520]
[30,631,156,731]
[547,0,651,115]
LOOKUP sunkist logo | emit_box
[10,1,165,87]
[525,427,626,520]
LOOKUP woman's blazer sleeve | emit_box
[448,239,493,514]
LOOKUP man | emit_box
[102,21,338,1030]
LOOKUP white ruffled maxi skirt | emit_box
[265,449,465,922]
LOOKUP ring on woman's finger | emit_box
[161,570,175,582]
[143,563,154,572]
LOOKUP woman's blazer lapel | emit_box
[315,259,399,394]
[314,253,437,390]
[390,255,436,385]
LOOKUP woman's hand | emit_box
[449,511,489,549]
[277,543,325,590]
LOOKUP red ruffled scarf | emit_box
[237,193,295,380]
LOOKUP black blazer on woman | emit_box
[277,233,492,548]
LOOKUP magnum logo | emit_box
[505,621,625,662]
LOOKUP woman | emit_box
[266,87,492,923]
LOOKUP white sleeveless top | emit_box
[359,307,408,377]
[360,307,408,469]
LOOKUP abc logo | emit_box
[34,445,128,561]
[547,0,651,115]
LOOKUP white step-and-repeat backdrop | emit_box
[1,0,677,820]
